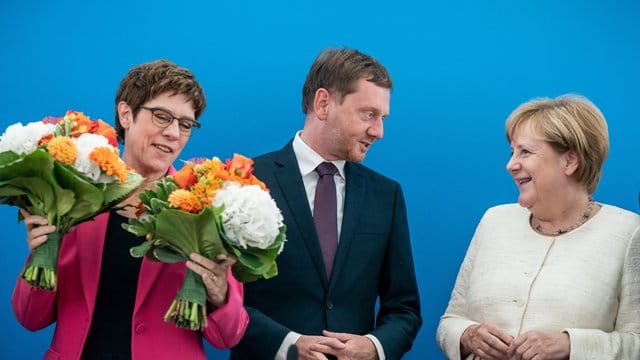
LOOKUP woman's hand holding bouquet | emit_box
[0,111,143,290]
[124,154,286,330]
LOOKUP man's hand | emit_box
[296,335,336,360]
[309,330,378,360]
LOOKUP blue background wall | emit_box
[1,1,638,358]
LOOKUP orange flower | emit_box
[64,111,92,137]
[172,165,197,189]
[38,134,54,146]
[168,189,203,213]
[191,179,220,206]
[89,147,128,183]
[47,136,77,165]
[196,158,226,178]
[135,201,146,218]
[91,120,118,147]
[239,176,268,191]
[190,155,269,192]
[226,153,254,179]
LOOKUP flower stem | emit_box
[21,231,62,290]
[163,268,208,331]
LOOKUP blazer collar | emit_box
[329,162,364,289]
[273,143,330,286]
[133,166,178,313]
[76,212,109,315]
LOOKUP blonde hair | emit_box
[506,94,609,194]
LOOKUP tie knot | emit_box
[315,162,338,177]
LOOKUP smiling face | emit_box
[321,79,390,162]
[118,92,195,180]
[506,121,575,212]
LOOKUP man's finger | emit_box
[310,351,329,360]
[310,338,346,352]
[322,330,353,342]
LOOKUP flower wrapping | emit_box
[124,154,286,330]
[0,111,143,290]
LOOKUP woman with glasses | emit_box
[12,60,248,359]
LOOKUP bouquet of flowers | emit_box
[0,110,143,290]
[124,154,286,330]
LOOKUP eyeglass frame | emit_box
[138,106,201,135]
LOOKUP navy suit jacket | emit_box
[231,141,422,360]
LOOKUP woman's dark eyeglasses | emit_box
[139,106,200,135]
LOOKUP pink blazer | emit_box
[12,212,249,360]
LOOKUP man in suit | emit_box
[231,48,421,360]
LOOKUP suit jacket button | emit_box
[135,324,145,334]
[326,301,334,310]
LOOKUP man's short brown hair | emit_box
[302,48,392,114]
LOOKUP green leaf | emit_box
[139,191,153,207]
[0,151,20,164]
[122,221,148,237]
[263,262,279,279]
[155,207,226,260]
[0,151,90,227]
[0,149,56,185]
[103,171,143,205]
[231,266,262,283]
[0,186,37,210]
[153,247,186,263]
[0,184,31,197]
[235,250,264,270]
[221,224,286,283]
[130,239,154,258]
[52,163,103,223]
[0,177,56,216]
[156,182,168,200]
[150,198,169,214]
[54,187,76,218]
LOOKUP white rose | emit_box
[0,121,56,154]
[213,182,284,249]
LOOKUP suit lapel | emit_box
[77,213,109,315]
[330,162,364,289]
[133,165,177,310]
[76,211,166,316]
[133,258,165,313]
[272,144,329,286]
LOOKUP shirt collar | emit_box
[292,131,346,178]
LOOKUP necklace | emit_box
[531,199,596,236]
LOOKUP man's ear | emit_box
[313,88,331,121]
[117,101,134,130]
[564,150,580,176]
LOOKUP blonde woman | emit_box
[437,95,639,360]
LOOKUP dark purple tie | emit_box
[313,162,338,279]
